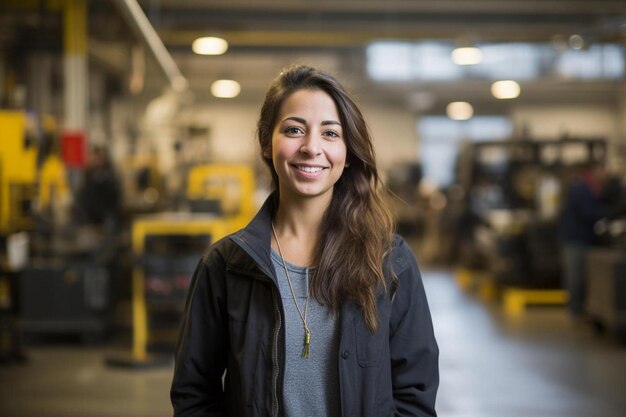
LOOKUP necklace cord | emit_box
[271,222,311,358]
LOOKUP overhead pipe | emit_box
[111,0,188,92]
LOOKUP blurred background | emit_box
[1,0,626,416]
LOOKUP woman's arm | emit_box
[389,238,439,417]
[171,249,229,417]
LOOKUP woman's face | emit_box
[271,88,347,204]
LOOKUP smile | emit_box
[294,165,325,173]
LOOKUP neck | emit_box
[271,192,332,266]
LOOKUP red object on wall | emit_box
[61,131,86,168]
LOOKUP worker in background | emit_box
[559,162,608,318]
[74,146,122,232]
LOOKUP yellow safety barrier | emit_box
[503,288,568,317]
[457,268,568,315]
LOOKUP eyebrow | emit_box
[282,116,342,127]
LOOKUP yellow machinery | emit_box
[0,111,68,232]
[0,111,75,361]
[186,163,256,232]
[108,164,256,366]
[0,111,38,234]
[0,111,37,361]
[38,154,70,213]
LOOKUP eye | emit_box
[323,129,341,139]
[284,126,304,136]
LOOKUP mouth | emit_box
[292,164,327,173]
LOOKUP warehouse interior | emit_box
[1,0,626,416]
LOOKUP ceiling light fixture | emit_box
[568,34,585,50]
[451,47,483,65]
[192,36,228,55]
[211,79,241,98]
[491,80,521,99]
[446,101,473,120]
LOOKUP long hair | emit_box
[257,65,395,333]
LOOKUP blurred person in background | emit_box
[170,65,439,417]
[559,162,608,318]
[74,146,122,231]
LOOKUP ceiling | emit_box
[2,0,626,110]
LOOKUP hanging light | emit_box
[211,79,241,98]
[446,102,473,120]
[568,34,585,50]
[491,80,521,99]
[451,47,483,65]
[192,36,228,55]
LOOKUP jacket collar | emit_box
[229,193,277,280]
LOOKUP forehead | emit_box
[277,88,339,120]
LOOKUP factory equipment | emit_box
[107,164,255,367]
[587,247,626,343]
[455,137,607,289]
[586,186,626,343]
[0,111,37,361]
[19,261,109,343]
[0,111,38,235]
[0,110,116,348]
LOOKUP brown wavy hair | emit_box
[257,65,395,333]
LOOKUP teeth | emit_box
[297,165,323,173]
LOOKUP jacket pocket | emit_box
[354,320,385,367]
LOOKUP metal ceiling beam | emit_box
[142,0,626,15]
[111,0,188,92]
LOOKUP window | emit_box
[367,41,624,82]
[418,116,513,187]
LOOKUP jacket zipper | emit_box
[226,263,283,416]
[270,288,282,417]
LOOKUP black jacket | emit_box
[171,197,439,417]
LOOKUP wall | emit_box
[361,103,420,171]
[187,102,261,164]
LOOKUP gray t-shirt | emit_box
[271,250,341,417]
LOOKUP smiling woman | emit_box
[170,65,439,417]
[270,89,347,203]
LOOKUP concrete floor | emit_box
[1,269,625,417]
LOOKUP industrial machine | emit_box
[0,111,38,235]
[108,164,256,366]
[0,111,37,360]
[0,110,112,351]
[586,214,626,343]
[455,137,607,289]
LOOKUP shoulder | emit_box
[198,233,241,271]
[387,236,431,335]
[389,234,419,277]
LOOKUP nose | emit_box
[300,132,322,156]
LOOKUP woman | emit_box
[171,65,439,417]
